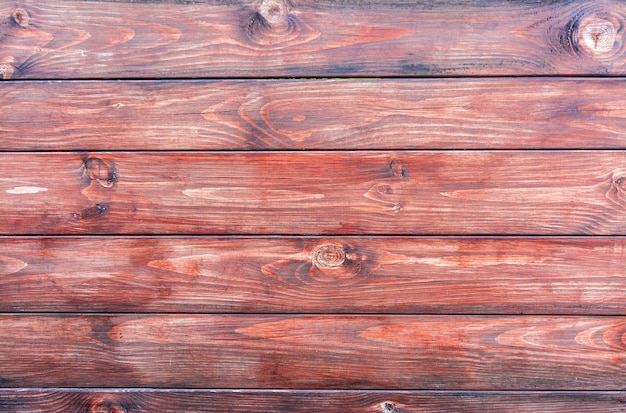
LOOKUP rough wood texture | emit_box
[1,0,626,79]
[1,237,625,314]
[3,0,626,407]
[1,152,626,235]
[3,390,626,413]
[2,315,626,389]
[2,79,626,150]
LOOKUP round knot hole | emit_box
[12,8,29,28]
[314,244,346,268]
[578,17,617,56]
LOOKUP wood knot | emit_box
[90,399,132,413]
[75,203,110,221]
[606,171,626,208]
[376,184,393,195]
[83,157,118,188]
[257,0,289,29]
[307,242,372,283]
[245,0,304,47]
[561,8,622,60]
[91,404,127,413]
[579,18,617,56]
[262,240,377,286]
[12,8,30,28]
[0,63,15,80]
[314,244,346,268]
[612,174,626,194]
[390,160,408,178]
[381,401,401,413]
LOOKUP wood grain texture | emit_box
[1,151,626,235]
[2,0,626,79]
[3,390,626,413]
[2,315,626,389]
[1,237,625,314]
[3,78,626,150]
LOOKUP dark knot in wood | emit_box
[390,160,408,178]
[84,157,118,188]
[74,203,110,221]
[381,401,401,413]
[12,8,29,28]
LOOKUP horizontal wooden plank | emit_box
[1,237,625,314]
[1,1,626,78]
[3,79,626,150]
[2,390,626,413]
[1,152,626,235]
[2,315,626,389]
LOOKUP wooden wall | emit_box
[1,0,626,411]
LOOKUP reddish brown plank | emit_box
[2,79,626,150]
[1,152,626,235]
[2,390,626,413]
[1,315,626,389]
[1,237,625,314]
[1,1,626,78]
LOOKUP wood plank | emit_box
[3,79,626,150]
[1,237,625,314]
[1,1,626,79]
[1,152,626,235]
[1,315,626,389]
[2,390,626,413]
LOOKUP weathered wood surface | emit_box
[2,79,626,150]
[1,0,626,79]
[1,237,625,314]
[3,0,626,406]
[3,390,626,413]
[2,315,626,389]
[1,151,625,235]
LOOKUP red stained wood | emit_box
[2,315,626,389]
[2,79,626,150]
[1,237,625,314]
[1,151,626,235]
[2,390,626,413]
[2,0,626,405]
[1,1,626,79]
